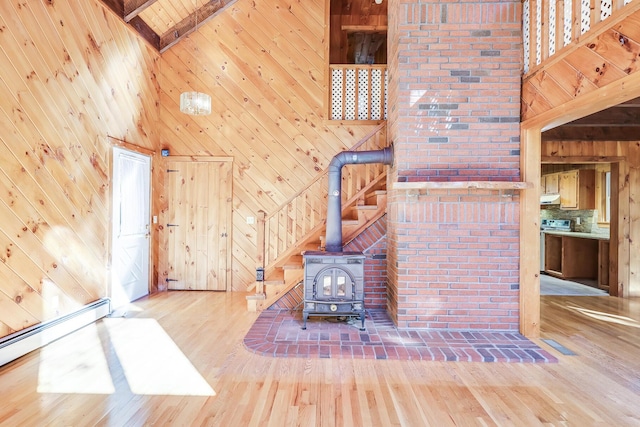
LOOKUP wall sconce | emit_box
[375,0,383,4]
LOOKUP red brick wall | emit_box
[386,0,522,330]
[344,216,388,309]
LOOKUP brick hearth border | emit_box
[243,309,557,363]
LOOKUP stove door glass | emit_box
[323,275,332,296]
[337,275,346,297]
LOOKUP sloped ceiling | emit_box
[100,0,236,52]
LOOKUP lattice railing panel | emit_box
[523,0,636,75]
[330,65,388,121]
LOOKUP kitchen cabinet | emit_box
[543,231,609,290]
[544,234,562,274]
[541,169,595,208]
[543,173,559,194]
[559,169,595,209]
[598,240,609,290]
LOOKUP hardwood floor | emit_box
[1,292,639,426]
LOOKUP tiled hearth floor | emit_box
[243,309,558,363]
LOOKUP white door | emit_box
[111,147,151,309]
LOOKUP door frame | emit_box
[520,89,639,337]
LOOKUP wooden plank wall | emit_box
[156,0,382,291]
[0,0,159,339]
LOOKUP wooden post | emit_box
[520,127,542,338]
[247,210,267,312]
[256,210,266,295]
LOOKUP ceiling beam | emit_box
[565,107,640,127]
[129,16,161,51]
[124,0,159,22]
[159,0,238,53]
[101,0,124,16]
[542,127,640,141]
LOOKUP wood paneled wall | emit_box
[0,0,384,341]
[156,0,382,291]
[0,0,159,339]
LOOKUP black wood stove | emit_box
[300,145,392,331]
[302,251,366,330]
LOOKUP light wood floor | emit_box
[1,292,639,426]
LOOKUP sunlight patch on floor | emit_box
[104,318,215,396]
[37,323,115,394]
[566,305,640,328]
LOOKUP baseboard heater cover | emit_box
[0,298,111,367]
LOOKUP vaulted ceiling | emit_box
[100,0,236,53]
[101,0,640,142]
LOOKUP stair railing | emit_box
[522,0,635,75]
[255,122,388,292]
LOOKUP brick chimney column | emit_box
[386,0,523,330]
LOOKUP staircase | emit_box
[247,123,389,311]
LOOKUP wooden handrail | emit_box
[264,122,386,221]
[258,123,388,274]
[523,0,637,76]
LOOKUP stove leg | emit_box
[302,312,308,330]
[359,313,365,331]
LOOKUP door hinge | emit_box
[166,223,179,227]
[167,169,180,173]
[165,278,178,282]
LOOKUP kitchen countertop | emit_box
[541,230,610,240]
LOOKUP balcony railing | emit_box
[329,65,388,121]
[523,0,634,75]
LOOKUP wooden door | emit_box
[111,148,151,308]
[165,158,232,291]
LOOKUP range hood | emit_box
[540,194,560,205]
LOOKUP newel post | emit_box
[256,210,266,295]
[246,210,267,312]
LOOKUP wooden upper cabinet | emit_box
[559,169,595,210]
[543,173,559,195]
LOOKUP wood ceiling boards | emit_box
[542,97,640,141]
[99,0,237,53]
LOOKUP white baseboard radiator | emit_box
[0,298,110,367]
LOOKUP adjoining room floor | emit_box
[244,309,557,363]
[540,273,607,296]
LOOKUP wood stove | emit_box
[300,146,392,332]
[302,251,366,330]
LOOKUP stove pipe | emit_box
[325,146,394,253]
